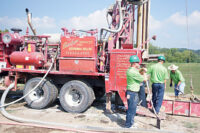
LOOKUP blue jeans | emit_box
[174,83,185,96]
[139,82,147,108]
[152,83,165,113]
[125,90,139,128]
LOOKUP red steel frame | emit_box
[162,100,200,117]
[0,0,200,118]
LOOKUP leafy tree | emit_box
[0,29,9,33]
[149,44,200,63]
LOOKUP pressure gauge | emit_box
[2,33,12,44]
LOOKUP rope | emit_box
[185,0,193,95]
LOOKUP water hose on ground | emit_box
[0,71,175,133]
[0,84,176,133]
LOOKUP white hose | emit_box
[0,85,175,133]
[100,0,123,41]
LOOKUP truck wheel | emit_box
[47,79,58,104]
[23,77,54,109]
[59,80,95,113]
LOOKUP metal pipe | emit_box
[146,0,151,51]
[142,2,147,49]
[26,8,36,35]
[136,4,143,48]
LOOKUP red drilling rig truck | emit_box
[0,0,155,113]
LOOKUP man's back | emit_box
[147,63,168,83]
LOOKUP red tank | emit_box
[10,51,45,67]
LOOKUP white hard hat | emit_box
[168,64,179,71]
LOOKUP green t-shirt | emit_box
[126,67,144,92]
[170,70,185,84]
[147,63,169,83]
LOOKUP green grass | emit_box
[147,63,200,95]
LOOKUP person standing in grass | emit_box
[147,56,168,114]
[168,64,185,98]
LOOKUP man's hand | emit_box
[170,83,173,87]
[143,74,147,80]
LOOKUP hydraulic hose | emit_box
[100,0,123,41]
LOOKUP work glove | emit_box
[170,83,173,87]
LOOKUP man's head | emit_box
[129,55,140,69]
[158,56,165,64]
[168,64,178,73]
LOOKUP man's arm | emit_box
[164,80,167,90]
[129,70,144,82]
[164,69,169,90]
[177,81,181,86]
[178,71,184,86]
[170,78,173,87]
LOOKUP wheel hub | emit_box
[72,93,80,101]
[65,87,82,107]
[29,87,44,102]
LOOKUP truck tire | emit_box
[47,79,58,104]
[23,77,55,109]
[59,80,95,113]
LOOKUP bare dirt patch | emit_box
[0,95,200,133]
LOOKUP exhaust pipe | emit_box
[25,8,36,35]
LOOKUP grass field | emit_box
[147,63,200,95]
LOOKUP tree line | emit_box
[0,29,9,33]
[149,44,200,63]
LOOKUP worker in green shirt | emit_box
[147,56,168,114]
[168,64,185,98]
[125,55,145,128]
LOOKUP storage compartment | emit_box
[59,59,96,73]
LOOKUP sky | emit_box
[0,0,200,49]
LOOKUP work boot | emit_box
[124,122,138,128]
[131,123,138,128]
